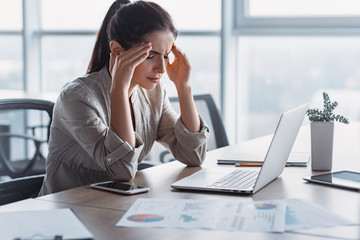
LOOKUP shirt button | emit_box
[106,157,111,163]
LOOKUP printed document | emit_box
[117,198,354,233]
[117,198,286,232]
[0,208,93,240]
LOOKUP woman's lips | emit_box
[148,77,160,83]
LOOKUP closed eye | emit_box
[148,50,170,60]
[147,54,168,60]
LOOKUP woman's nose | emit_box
[154,58,166,73]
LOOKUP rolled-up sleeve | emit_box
[174,115,209,151]
[103,127,144,175]
[157,95,209,166]
[57,87,143,180]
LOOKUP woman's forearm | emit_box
[177,84,200,132]
[110,88,136,148]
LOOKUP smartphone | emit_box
[90,181,150,195]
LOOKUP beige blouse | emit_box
[39,66,209,195]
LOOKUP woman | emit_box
[39,0,209,195]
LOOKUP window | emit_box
[0,0,23,90]
[0,0,221,169]
[41,0,113,30]
[41,36,95,92]
[153,0,221,31]
[152,0,221,105]
[0,0,221,109]
[160,36,221,104]
[236,0,360,33]
[4,0,360,144]
[232,0,360,141]
[0,37,23,90]
[248,0,360,17]
[237,36,360,139]
[0,0,22,30]
[39,0,114,93]
[39,0,221,107]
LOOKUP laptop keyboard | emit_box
[209,169,259,190]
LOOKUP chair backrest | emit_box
[0,98,54,141]
[0,98,54,179]
[169,94,228,150]
[0,174,44,205]
[143,94,228,166]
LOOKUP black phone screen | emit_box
[96,182,143,190]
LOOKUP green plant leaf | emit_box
[307,92,349,124]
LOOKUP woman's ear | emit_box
[109,41,122,56]
[108,41,122,75]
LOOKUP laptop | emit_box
[171,104,308,194]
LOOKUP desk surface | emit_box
[1,123,359,240]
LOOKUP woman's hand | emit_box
[109,42,151,148]
[110,42,152,93]
[166,43,200,132]
[166,43,191,89]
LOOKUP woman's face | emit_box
[131,31,174,90]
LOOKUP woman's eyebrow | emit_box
[149,50,172,55]
[149,50,161,55]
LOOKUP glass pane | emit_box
[41,0,114,30]
[249,0,360,17]
[154,0,221,31]
[42,0,221,31]
[237,36,360,139]
[0,0,22,30]
[161,36,221,108]
[0,36,23,90]
[42,36,96,92]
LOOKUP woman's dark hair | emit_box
[87,0,178,73]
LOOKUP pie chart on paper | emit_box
[127,214,165,223]
[254,203,277,210]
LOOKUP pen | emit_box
[14,235,63,240]
[235,163,291,167]
[14,235,93,240]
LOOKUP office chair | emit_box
[0,174,44,205]
[0,98,54,179]
[190,94,229,149]
[141,94,229,167]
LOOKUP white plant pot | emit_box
[310,122,334,171]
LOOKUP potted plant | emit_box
[306,92,349,170]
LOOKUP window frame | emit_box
[235,0,360,35]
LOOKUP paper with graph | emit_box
[116,198,353,233]
[117,198,286,232]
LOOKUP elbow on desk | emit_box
[176,151,206,167]
[190,143,207,167]
[105,162,137,181]
[109,169,136,181]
